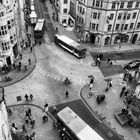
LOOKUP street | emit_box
[4,0,140,140]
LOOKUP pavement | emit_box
[0,25,36,87]
[2,0,140,140]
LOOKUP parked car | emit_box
[122,60,140,70]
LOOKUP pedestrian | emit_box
[20,54,22,60]
[24,65,27,72]
[30,118,35,128]
[65,90,69,98]
[28,58,31,65]
[120,86,126,97]
[25,134,30,140]
[119,46,121,49]
[13,63,16,69]
[44,103,49,113]
[25,94,29,102]
[42,114,48,123]
[30,132,36,140]
[30,47,32,52]
[107,58,111,64]
[30,94,33,101]
[22,125,27,133]
[52,105,57,113]
[28,108,31,116]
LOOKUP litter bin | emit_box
[96,94,105,104]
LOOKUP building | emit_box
[0,0,21,67]
[53,0,75,26]
[76,0,140,46]
[0,87,12,140]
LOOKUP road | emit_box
[49,99,123,140]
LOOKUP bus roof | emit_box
[57,107,104,140]
[30,11,37,18]
[56,35,80,49]
[31,5,35,11]
[37,19,45,23]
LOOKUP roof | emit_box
[34,22,44,31]
[57,35,80,49]
[57,107,104,140]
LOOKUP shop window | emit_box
[96,0,100,7]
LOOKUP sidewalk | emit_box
[80,77,140,140]
[45,0,140,55]
[0,25,36,87]
[8,103,59,140]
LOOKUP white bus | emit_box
[30,11,37,25]
[30,4,35,12]
[34,19,45,38]
[54,35,86,59]
[57,107,104,140]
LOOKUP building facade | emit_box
[53,0,76,26]
[76,0,140,46]
[0,0,21,67]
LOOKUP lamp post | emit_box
[110,2,120,45]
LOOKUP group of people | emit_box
[25,94,33,102]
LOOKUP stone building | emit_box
[0,0,22,67]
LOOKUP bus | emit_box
[30,4,35,12]
[57,107,104,140]
[30,11,37,25]
[54,35,86,59]
[34,19,45,38]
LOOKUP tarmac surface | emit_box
[1,0,140,140]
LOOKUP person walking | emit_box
[44,103,49,113]
[25,94,29,102]
[120,86,126,97]
[30,94,33,101]
[65,90,69,98]
[28,58,31,65]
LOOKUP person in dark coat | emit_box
[65,90,69,98]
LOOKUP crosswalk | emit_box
[36,64,89,85]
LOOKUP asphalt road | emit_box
[91,50,140,77]
[49,99,123,140]
[34,0,56,42]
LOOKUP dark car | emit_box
[123,60,140,70]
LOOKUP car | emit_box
[123,60,140,70]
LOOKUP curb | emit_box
[80,85,125,140]
[8,103,55,121]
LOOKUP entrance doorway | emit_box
[90,34,96,43]
[6,56,11,65]
[131,34,138,44]
[104,37,110,45]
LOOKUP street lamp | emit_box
[110,2,120,45]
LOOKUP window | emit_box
[107,24,112,31]
[93,12,97,19]
[129,23,134,30]
[137,22,140,29]
[112,2,116,9]
[100,1,103,8]
[135,2,139,8]
[132,12,137,19]
[124,24,128,30]
[120,2,124,9]
[110,14,114,20]
[92,23,96,30]
[118,13,122,20]
[63,0,67,4]
[63,8,67,13]
[96,0,100,7]
[115,24,120,30]
[127,13,131,20]
[0,11,4,17]
[96,24,98,30]
[127,1,133,8]
[98,13,100,19]
[92,0,95,7]
[123,13,127,20]
[121,24,124,30]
